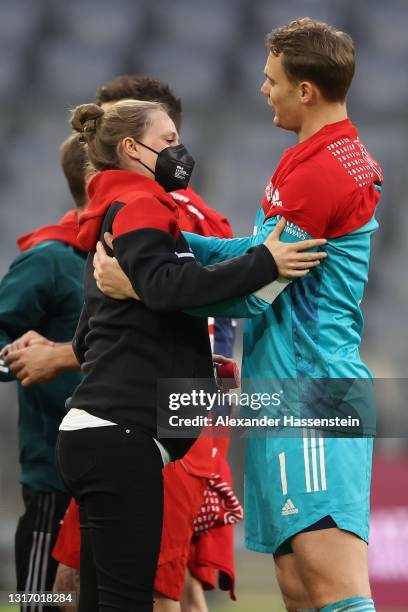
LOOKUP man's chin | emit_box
[272,115,293,132]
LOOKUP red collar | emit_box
[17,209,83,252]
[79,170,177,251]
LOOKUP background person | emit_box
[0,134,89,611]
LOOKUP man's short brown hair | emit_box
[266,17,355,102]
[96,75,183,131]
[59,133,88,210]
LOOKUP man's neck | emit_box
[298,104,348,143]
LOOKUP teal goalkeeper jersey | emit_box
[185,210,378,379]
[185,120,382,432]
[245,211,378,381]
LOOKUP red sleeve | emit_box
[266,160,334,238]
[112,196,179,239]
[211,215,234,239]
[191,192,234,238]
[182,187,234,238]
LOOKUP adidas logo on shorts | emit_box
[281,499,299,516]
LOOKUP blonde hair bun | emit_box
[71,103,104,136]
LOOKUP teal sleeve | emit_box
[185,294,270,319]
[184,215,317,319]
[181,228,268,317]
[183,218,271,318]
[0,248,55,381]
[182,206,266,265]
[183,232,255,265]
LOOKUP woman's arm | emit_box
[93,211,326,315]
[113,228,277,312]
[108,196,278,311]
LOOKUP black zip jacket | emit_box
[70,170,278,459]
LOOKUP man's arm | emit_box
[0,249,55,381]
[183,232,254,266]
[186,282,291,318]
[183,206,265,265]
[184,215,319,318]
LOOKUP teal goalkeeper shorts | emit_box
[244,429,373,555]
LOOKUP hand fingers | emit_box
[8,339,25,352]
[104,232,114,250]
[21,374,33,387]
[2,340,22,355]
[284,269,310,278]
[1,331,46,356]
[7,357,25,375]
[290,238,327,251]
[269,217,287,239]
[28,338,54,347]
[212,354,233,365]
[95,279,111,294]
[3,350,21,366]
[24,331,42,344]
[96,240,111,264]
[16,366,29,381]
[14,340,27,351]
[25,331,53,347]
[292,252,327,262]
[288,260,321,270]
[94,242,104,263]
[6,336,28,353]
[96,281,119,299]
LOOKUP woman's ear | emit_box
[122,137,140,161]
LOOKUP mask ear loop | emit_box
[130,139,158,176]
[137,159,156,176]
[133,139,159,155]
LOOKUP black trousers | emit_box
[15,485,70,612]
[56,426,164,612]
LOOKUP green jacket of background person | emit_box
[0,217,85,493]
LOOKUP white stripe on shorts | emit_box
[303,429,312,493]
[318,432,327,491]
[310,430,319,492]
[278,452,288,495]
